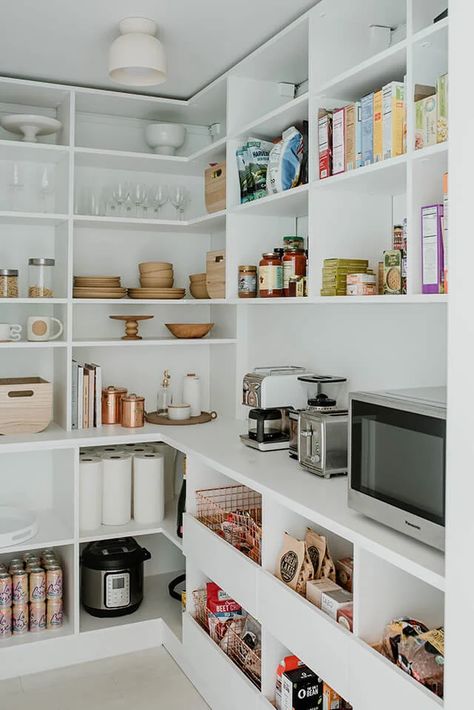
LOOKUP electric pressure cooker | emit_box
[81,537,151,618]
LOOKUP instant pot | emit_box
[81,537,151,618]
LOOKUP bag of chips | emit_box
[398,627,444,698]
[276,533,305,591]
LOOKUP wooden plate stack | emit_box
[128,262,185,299]
[73,275,126,299]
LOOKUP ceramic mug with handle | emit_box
[27,316,63,342]
[0,323,22,341]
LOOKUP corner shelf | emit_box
[232,92,308,140]
[73,210,226,233]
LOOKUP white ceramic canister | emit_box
[182,373,201,417]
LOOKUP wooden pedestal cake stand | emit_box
[109,314,154,340]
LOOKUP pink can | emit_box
[12,604,29,635]
[0,572,12,607]
[47,599,63,628]
[0,606,12,638]
[29,568,46,603]
[12,570,28,604]
[30,602,47,632]
[46,567,63,600]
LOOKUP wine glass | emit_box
[170,186,187,220]
[39,166,54,213]
[112,182,129,217]
[150,185,168,217]
[8,162,24,212]
[131,182,148,218]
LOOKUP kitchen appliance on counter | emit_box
[348,386,446,550]
[81,537,151,617]
[297,375,348,477]
[241,366,311,451]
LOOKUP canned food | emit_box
[0,606,12,638]
[12,604,29,635]
[46,567,63,599]
[26,562,43,574]
[47,599,63,628]
[29,568,46,602]
[30,602,47,632]
[0,572,12,607]
[12,570,28,604]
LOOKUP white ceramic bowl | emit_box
[145,123,186,155]
[168,404,191,421]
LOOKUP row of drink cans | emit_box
[0,599,63,637]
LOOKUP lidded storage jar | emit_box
[0,269,19,298]
[258,252,283,298]
[238,265,257,298]
[28,258,55,298]
[102,386,128,424]
[121,393,145,428]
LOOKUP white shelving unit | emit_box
[0,0,452,708]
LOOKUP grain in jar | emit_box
[28,258,55,298]
[238,265,257,298]
[258,252,283,298]
[0,269,18,297]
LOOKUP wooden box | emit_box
[206,250,225,299]
[0,377,53,434]
[204,162,226,213]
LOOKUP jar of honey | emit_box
[258,252,283,297]
[238,265,257,298]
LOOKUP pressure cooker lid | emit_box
[82,537,150,570]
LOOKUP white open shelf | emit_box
[73,210,226,233]
[232,92,308,140]
[313,154,407,193]
[0,510,73,555]
[72,338,237,347]
[0,212,69,225]
[232,184,308,217]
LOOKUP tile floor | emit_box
[0,647,209,710]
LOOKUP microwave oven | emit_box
[348,387,446,550]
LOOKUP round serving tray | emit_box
[145,411,217,426]
[0,507,38,548]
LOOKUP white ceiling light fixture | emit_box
[108,17,167,87]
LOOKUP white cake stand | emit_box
[0,507,38,548]
[1,114,62,142]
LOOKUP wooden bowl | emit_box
[190,283,209,299]
[165,323,214,339]
[140,276,174,288]
[189,272,207,282]
[139,262,173,273]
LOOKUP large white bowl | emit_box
[145,123,186,155]
[1,114,62,142]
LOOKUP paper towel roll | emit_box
[98,445,128,456]
[79,456,103,531]
[133,452,165,524]
[102,452,132,525]
[151,443,177,502]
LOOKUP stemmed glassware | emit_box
[130,182,148,218]
[8,162,24,212]
[112,182,129,217]
[39,166,54,213]
[79,182,190,220]
[150,185,168,216]
[170,185,188,220]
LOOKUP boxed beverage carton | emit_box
[437,73,448,143]
[306,578,341,608]
[382,81,405,159]
[321,589,353,620]
[318,110,333,179]
[361,92,374,166]
[422,203,444,294]
[373,90,383,162]
[344,104,356,171]
[281,666,323,710]
[276,656,303,710]
[332,108,345,175]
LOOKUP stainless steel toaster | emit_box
[298,408,348,478]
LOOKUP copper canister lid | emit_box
[122,393,144,402]
[103,385,127,394]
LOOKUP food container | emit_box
[283,248,306,296]
[283,236,305,251]
[346,271,376,296]
[204,162,226,213]
[121,393,145,428]
[102,385,127,424]
[238,265,257,298]
[0,269,19,298]
[0,377,53,434]
[206,250,225,299]
[258,252,282,297]
[28,258,55,298]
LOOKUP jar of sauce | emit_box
[259,252,283,297]
[238,265,257,298]
[283,248,306,296]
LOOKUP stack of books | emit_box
[71,361,102,430]
[321,259,369,296]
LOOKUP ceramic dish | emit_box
[165,323,214,339]
[1,114,62,142]
[167,404,191,420]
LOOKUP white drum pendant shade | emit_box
[109,18,167,86]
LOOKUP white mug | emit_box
[0,323,22,341]
[27,316,63,342]
[168,404,191,421]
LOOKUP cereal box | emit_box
[361,92,374,166]
[415,95,437,150]
[373,90,383,162]
[332,108,345,175]
[422,204,444,294]
[318,110,332,179]
[383,250,403,295]
[382,81,405,159]
[344,104,356,171]
[437,73,448,143]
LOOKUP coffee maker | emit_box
[240,367,311,451]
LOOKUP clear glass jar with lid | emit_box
[28,258,55,298]
[0,269,19,297]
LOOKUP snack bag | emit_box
[276,533,305,591]
[236,146,250,203]
[247,138,273,200]
[296,544,314,596]
[382,617,429,663]
[267,126,303,194]
[206,582,243,642]
[398,627,444,698]
[305,528,336,582]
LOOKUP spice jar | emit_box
[259,252,283,298]
[283,248,306,296]
[102,386,128,424]
[121,393,145,428]
[238,265,257,298]
[0,269,19,298]
[28,258,55,298]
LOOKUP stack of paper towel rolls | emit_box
[79,447,165,530]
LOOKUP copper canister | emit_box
[121,393,145,428]
[102,386,127,424]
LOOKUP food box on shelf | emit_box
[0,377,53,434]
[206,249,226,299]
[205,161,226,213]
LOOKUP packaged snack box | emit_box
[281,666,323,710]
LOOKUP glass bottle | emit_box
[157,369,173,415]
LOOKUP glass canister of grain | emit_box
[28,258,55,298]
[0,269,19,297]
[238,265,257,298]
[258,252,283,298]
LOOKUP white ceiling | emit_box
[0,0,317,98]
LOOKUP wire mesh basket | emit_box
[195,484,262,564]
[193,588,261,689]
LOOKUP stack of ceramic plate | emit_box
[73,275,127,299]
[127,287,186,300]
